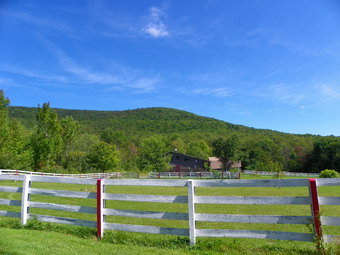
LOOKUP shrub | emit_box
[320,169,339,178]
[229,168,239,173]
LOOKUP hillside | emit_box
[7,105,338,174]
[9,106,278,138]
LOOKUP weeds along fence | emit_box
[0,175,340,245]
[0,169,139,179]
[148,171,240,179]
[244,170,320,178]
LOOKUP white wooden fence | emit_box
[0,175,339,245]
[148,171,240,179]
[244,170,320,177]
[0,169,139,179]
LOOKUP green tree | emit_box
[168,135,186,154]
[240,138,285,172]
[86,141,120,172]
[101,129,128,148]
[100,129,139,171]
[61,116,79,149]
[0,90,10,150]
[59,116,80,170]
[186,140,211,159]
[306,138,340,172]
[212,136,239,170]
[31,103,63,171]
[4,119,33,170]
[138,136,171,172]
[0,91,32,170]
[66,134,100,172]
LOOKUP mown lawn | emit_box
[0,174,340,254]
[0,219,321,255]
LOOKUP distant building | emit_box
[208,157,242,171]
[167,151,209,172]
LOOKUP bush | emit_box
[320,169,339,178]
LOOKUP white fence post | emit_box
[188,180,196,245]
[21,175,31,225]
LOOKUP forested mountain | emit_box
[8,106,304,138]
[1,92,339,174]
[9,106,250,135]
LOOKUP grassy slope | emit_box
[0,220,317,255]
[0,228,192,255]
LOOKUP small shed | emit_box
[209,157,242,171]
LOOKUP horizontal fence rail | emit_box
[244,170,320,177]
[148,171,240,179]
[0,175,340,245]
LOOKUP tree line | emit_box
[1,90,340,173]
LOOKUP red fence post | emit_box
[309,179,322,240]
[97,179,104,238]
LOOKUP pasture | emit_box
[0,173,340,254]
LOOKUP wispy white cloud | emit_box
[252,83,309,107]
[56,50,160,93]
[269,36,327,56]
[0,10,72,33]
[0,77,11,84]
[318,84,340,99]
[86,1,140,39]
[142,7,170,38]
[0,65,69,83]
[226,102,253,116]
[175,70,241,99]
[59,57,125,84]
[268,84,307,104]
[227,28,266,47]
[192,87,232,97]
[127,77,160,93]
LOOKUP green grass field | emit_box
[1,174,340,254]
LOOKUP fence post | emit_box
[309,179,322,241]
[97,179,104,238]
[21,175,31,225]
[188,180,196,245]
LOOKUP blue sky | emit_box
[1,0,340,136]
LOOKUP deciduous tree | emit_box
[138,136,171,172]
[86,141,120,172]
[0,90,10,149]
[212,135,239,171]
[31,103,63,170]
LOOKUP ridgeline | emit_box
[9,106,306,138]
